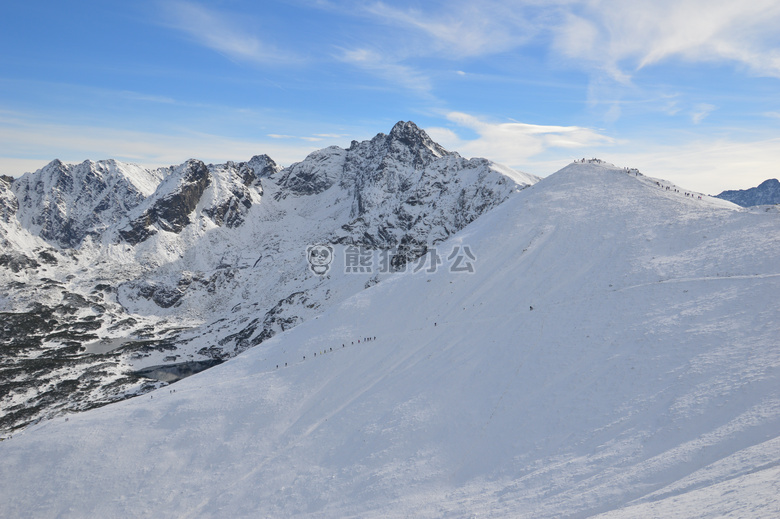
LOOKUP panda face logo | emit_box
[307,244,334,276]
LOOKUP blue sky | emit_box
[2,0,779,193]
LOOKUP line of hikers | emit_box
[656,182,704,199]
[276,336,378,368]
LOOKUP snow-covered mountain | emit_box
[12,159,164,248]
[716,178,780,207]
[1,160,777,518]
[0,121,537,432]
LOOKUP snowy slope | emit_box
[1,161,777,517]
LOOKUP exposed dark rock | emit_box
[203,188,252,228]
[37,250,58,265]
[0,253,39,272]
[114,339,177,355]
[118,218,157,244]
[106,317,137,331]
[120,160,211,245]
[135,281,187,309]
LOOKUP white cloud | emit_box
[355,1,780,81]
[159,1,299,65]
[552,0,780,80]
[426,111,615,166]
[691,103,716,124]
[337,48,433,93]
[424,111,780,195]
[361,1,537,58]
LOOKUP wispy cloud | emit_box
[337,48,433,94]
[426,111,615,167]
[339,0,780,112]
[159,1,299,65]
[552,0,780,81]
[361,1,537,58]
[692,103,716,124]
[118,91,177,104]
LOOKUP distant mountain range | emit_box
[716,178,780,206]
[0,121,537,432]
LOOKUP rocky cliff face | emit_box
[119,160,211,245]
[11,159,163,248]
[0,176,17,225]
[119,155,279,244]
[0,121,535,433]
[716,178,780,207]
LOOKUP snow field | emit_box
[1,162,778,517]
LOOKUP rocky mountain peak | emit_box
[247,154,281,179]
[382,121,451,170]
[716,178,780,207]
[387,121,448,157]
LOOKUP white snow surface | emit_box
[1,162,779,517]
